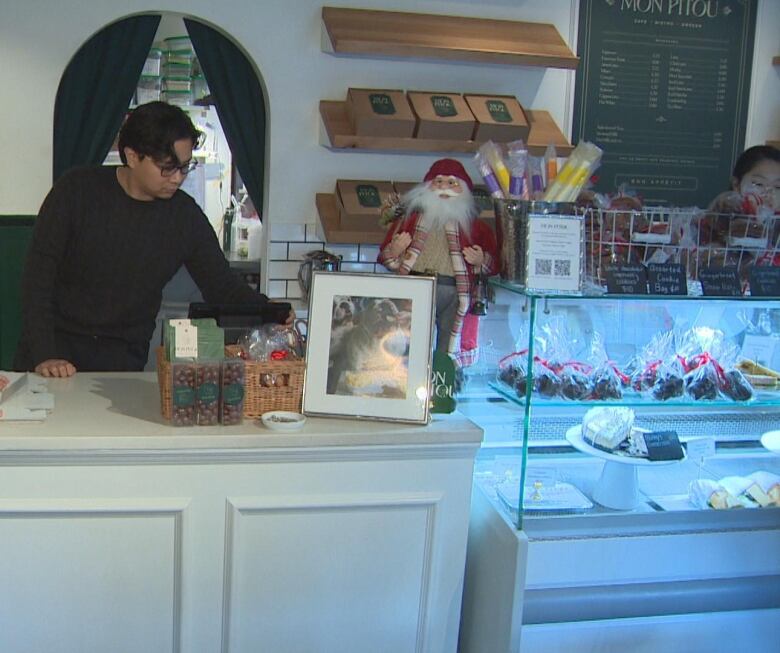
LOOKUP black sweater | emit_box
[17,166,265,367]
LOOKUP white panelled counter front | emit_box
[0,373,483,653]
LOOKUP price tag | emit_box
[749,267,780,297]
[698,266,741,297]
[606,264,648,295]
[174,322,198,359]
[647,263,687,296]
[741,334,778,368]
[523,466,558,488]
[686,437,715,464]
[643,430,685,461]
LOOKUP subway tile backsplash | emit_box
[267,223,389,299]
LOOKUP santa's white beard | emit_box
[403,183,476,232]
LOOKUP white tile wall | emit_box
[267,222,391,299]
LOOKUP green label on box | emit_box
[430,95,457,117]
[486,99,512,123]
[197,382,219,404]
[369,93,396,115]
[356,184,381,208]
[223,383,245,405]
[173,385,195,407]
[472,188,492,212]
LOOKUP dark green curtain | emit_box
[184,18,266,214]
[53,15,161,181]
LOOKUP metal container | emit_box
[297,250,342,301]
[494,199,578,285]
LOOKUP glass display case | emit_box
[459,282,780,531]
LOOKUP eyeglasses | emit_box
[154,159,199,177]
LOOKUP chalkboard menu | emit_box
[573,0,757,207]
[647,262,687,295]
[749,267,780,297]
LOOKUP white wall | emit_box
[0,0,776,223]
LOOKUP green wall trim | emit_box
[0,217,35,369]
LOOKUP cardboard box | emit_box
[346,88,417,138]
[464,94,529,143]
[336,180,394,232]
[392,181,418,198]
[407,92,476,140]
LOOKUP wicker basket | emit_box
[156,346,305,420]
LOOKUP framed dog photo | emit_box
[302,271,436,424]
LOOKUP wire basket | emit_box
[156,346,305,420]
[584,207,780,288]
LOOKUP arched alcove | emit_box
[53,12,269,224]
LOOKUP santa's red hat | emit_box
[423,158,474,191]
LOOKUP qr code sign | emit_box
[554,259,571,277]
[535,258,552,276]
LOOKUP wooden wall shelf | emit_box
[316,193,385,245]
[322,6,578,70]
[767,140,780,148]
[319,101,573,156]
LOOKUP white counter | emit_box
[0,373,483,653]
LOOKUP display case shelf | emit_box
[321,6,579,69]
[319,100,573,156]
[489,381,780,409]
[315,192,384,245]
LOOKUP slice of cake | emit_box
[582,407,635,452]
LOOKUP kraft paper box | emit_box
[392,181,418,198]
[464,94,530,143]
[346,88,417,138]
[407,92,476,140]
[336,180,394,231]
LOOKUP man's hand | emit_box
[462,245,485,267]
[387,231,412,258]
[35,359,77,378]
[284,308,296,326]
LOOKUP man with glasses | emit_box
[14,101,288,377]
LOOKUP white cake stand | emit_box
[565,425,685,510]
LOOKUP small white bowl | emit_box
[260,411,307,432]
[761,430,780,455]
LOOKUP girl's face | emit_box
[733,158,780,208]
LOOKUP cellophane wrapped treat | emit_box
[171,363,197,426]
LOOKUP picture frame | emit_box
[302,271,436,424]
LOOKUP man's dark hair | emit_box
[117,101,203,165]
[732,145,780,184]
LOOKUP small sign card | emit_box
[699,266,741,297]
[647,263,687,296]
[685,437,716,464]
[606,264,649,295]
[749,267,780,297]
[643,430,685,461]
[525,214,584,293]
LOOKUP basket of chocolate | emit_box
[157,320,305,425]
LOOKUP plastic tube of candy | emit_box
[543,142,602,202]
[506,140,528,199]
[478,141,510,196]
[528,155,545,199]
[544,144,558,188]
[474,150,505,198]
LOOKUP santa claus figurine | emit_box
[378,158,498,367]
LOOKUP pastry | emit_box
[720,369,754,401]
[748,471,780,506]
[590,369,623,400]
[736,359,780,379]
[689,479,745,510]
[651,372,684,400]
[684,368,720,400]
[582,407,634,452]
[560,369,591,400]
[534,369,561,398]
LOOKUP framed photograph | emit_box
[302,271,436,424]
